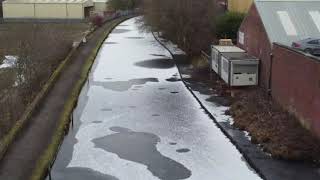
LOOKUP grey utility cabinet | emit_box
[220,52,259,86]
[211,45,245,76]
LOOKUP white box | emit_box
[220,52,259,86]
[211,45,245,76]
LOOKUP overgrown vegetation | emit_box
[230,89,320,162]
[142,0,216,55]
[108,0,142,10]
[216,11,246,41]
[0,23,89,138]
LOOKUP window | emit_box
[309,11,320,32]
[277,11,298,36]
[239,31,244,45]
[308,40,319,45]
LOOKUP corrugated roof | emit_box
[255,0,320,46]
[3,0,90,4]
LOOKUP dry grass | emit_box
[0,22,90,139]
[230,89,320,162]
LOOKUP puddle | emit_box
[92,121,102,124]
[126,37,144,39]
[104,42,118,45]
[158,87,166,90]
[93,127,191,180]
[112,28,131,34]
[166,77,181,82]
[92,78,159,92]
[150,54,168,57]
[50,167,119,180]
[134,58,174,69]
[170,91,179,94]
[152,114,160,117]
[176,148,190,153]
[169,142,177,145]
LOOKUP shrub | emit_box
[216,11,246,41]
[91,15,104,27]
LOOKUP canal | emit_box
[48,17,262,180]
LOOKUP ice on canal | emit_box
[49,18,262,180]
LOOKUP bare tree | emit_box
[142,0,216,55]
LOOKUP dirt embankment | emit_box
[229,89,320,162]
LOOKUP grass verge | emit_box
[0,48,76,161]
[30,16,133,180]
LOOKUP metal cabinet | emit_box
[211,45,245,76]
[220,52,259,86]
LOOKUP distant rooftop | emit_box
[254,0,320,46]
[3,0,91,4]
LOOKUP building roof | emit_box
[212,45,246,53]
[254,0,320,46]
[3,0,92,4]
[92,0,108,2]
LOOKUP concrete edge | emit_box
[30,16,134,180]
[152,32,267,180]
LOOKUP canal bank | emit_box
[153,32,320,180]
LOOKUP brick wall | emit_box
[272,44,320,137]
[238,4,272,89]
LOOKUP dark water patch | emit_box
[158,87,166,90]
[91,78,159,92]
[101,108,112,112]
[92,121,102,124]
[150,53,168,57]
[166,77,181,82]
[169,142,177,145]
[112,28,131,34]
[126,37,144,39]
[134,58,174,69]
[93,127,191,180]
[152,114,160,117]
[176,148,190,153]
[205,95,231,106]
[170,91,179,94]
[104,42,118,45]
[49,167,119,180]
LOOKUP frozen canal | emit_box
[49,18,262,180]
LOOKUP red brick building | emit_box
[238,0,320,89]
[237,0,320,137]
